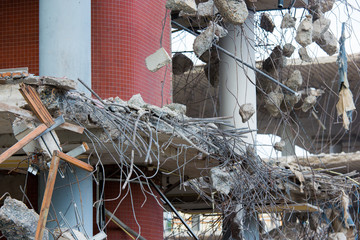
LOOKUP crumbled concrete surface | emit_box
[262,46,286,73]
[260,13,275,33]
[283,43,295,57]
[281,13,296,29]
[165,103,187,115]
[239,103,255,123]
[165,0,197,14]
[316,30,338,56]
[198,0,218,17]
[329,232,347,240]
[145,47,172,72]
[312,17,331,42]
[41,76,77,90]
[172,53,194,75]
[284,93,301,109]
[127,94,147,110]
[301,95,317,112]
[193,21,227,57]
[210,167,234,195]
[295,15,313,47]
[285,70,303,91]
[274,140,285,151]
[54,228,87,240]
[214,0,248,25]
[204,61,219,87]
[0,197,49,240]
[299,47,312,62]
[0,84,28,108]
[309,0,335,14]
[265,91,284,117]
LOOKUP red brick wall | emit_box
[91,0,172,106]
[0,0,39,74]
[103,181,163,240]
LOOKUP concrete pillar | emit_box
[39,0,91,94]
[39,0,92,238]
[219,12,259,240]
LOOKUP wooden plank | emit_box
[0,102,84,134]
[55,150,93,172]
[0,124,48,165]
[35,154,60,240]
[19,83,55,127]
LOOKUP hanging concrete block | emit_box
[262,46,286,73]
[214,0,248,25]
[172,53,193,75]
[301,95,317,112]
[281,13,296,29]
[165,0,197,14]
[260,13,275,33]
[145,47,172,72]
[284,93,301,109]
[265,91,284,117]
[274,140,285,151]
[239,103,255,123]
[193,21,227,57]
[295,15,313,47]
[316,31,338,56]
[199,46,219,64]
[210,167,234,195]
[204,61,219,87]
[283,43,295,57]
[312,17,331,42]
[299,47,312,62]
[198,0,218,17]
[285,70,303,91]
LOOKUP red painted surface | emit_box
[102,181,164,240]
[91,0,172,106]
[0,0,39,74]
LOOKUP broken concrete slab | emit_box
[316,30,338,56]
[265,91,284,117]
[41,76,77,90]
[198,0,218,17]
[145,47,172,72]
[193,21,227,57]
[262,46,286,73]
[0,84,28,108]
[0,196,49,240]
[239,103,255,123]
[312,17,331,42]
[295,15,313,47]
[214,0,248,25]
[127,94,147,110]
[301,95,317,112]
[299,47,312,62]
[281,13,296,29]
[283,43,295,57]
[210,167,234,195]
[165,103,187,115]
[285,70,303,91]
[260,13,275,33]
[165,0,197,14]
[172,53,194,75]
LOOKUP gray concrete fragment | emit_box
[0,197,49,240]
[165,103,187,115]
[193,21,227,57]
[295,15,313,47]
[199,46,219,64]
[309,0,335,14]
[54,228,87,240]
[198,0,218,17]
[299,47,312,62]
[204,61,219,87]
[301,95,317,112]
[172,53,194,75]
[165,0,197,14]
[282,43,295,57]
[41,76,77,90]
[316,30,338,56]
[127,94,147,110]
[23,76,41,85]
[274,140,285,151]
[281,13,296,29]
[145,47,172,72]
[285,70,303,91]
[210,167,234,195]
[284,93,301,109]
[265,91,284,117]
[214,0,248,25]
[329,232,347,240]
[260,13,275,33]
[262,46,286,73]
[239,103,255,123]
[312,17,331,42]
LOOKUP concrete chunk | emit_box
[210,167,234,195]
[214,0,248,25]
[172,53,193,75]
[239,103,255,123]
[295,15,313,47]
[265,91,284,117]
[145,47,172,72]
[281,13,296,29]
[198,0,218,17]
[312,17,331,42]
[41,76,77,90]
[165,0,197,14]
[285,70,303,91]
[316,30,338,56]
[283,43,295,57]
[301,95,317,112]
[299,47,312,62]
[274,140,285,151]
[260,13,275,33]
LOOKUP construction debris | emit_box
[285,70,303,91]
[54,228,87,240]
[301,95,317,112]
[193,21,227,57]
[280,13,296,29]
[312,17,331,42]
[260,13,275,33]
[214,0,248,25]
[274,140,285,151]
[145,47,172,72]
[165,0,197,14]
[262,46,286,73]
[295,15,313,47]
[239,103,255,123]
[0,196,48,240]
[198,0,218,17]
[204,61,219,87]
[316,30,338,56]
[210,167,234,195]
[264,91,284,117]
[172,53,194,75]
[298,47,312,62]
[284,93,301,109]
[282,43,295,57]
[41,76,77,90]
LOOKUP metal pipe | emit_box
[278,0,284,8]
[149,180,199,240]
[171,20,298,96]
